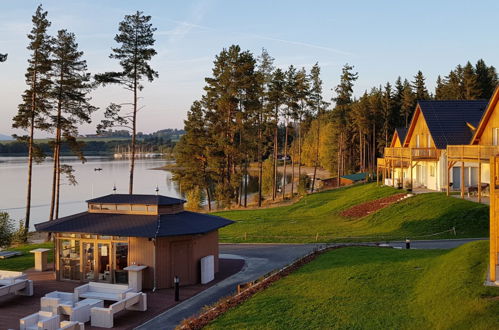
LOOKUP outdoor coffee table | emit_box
[78,298,104,309]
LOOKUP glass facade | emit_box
[57,235,128,284]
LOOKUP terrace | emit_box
[447,145,499,162]
[0,258,244,329]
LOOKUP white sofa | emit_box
[74,282,133,301]
[20,311,60,330]
[0,270,27,285]
[90,292,147,328]
[0,279,33,297]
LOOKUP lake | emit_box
[0,156,179,229]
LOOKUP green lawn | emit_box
[207,241,499,329]
[216,183,489,243]
[0,242,53,271]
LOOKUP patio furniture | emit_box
[123,265,147,292]
[90,292,147,328]
[0,250,22,259]
[59,321,85,330]
[0,270,27,285]
[19,311,60,330]
[41,291,78,314]
[30,248,51,272]
[74,282,133,301]
[60,298,104,323]
[0,279,34,297]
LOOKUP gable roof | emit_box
[471,86,499,144]
[35,211,233,238]
[405,100,488,149]
[390,127,408,147]
[86,194,186,206]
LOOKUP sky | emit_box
[1,0,499,136]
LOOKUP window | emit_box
[430,165,435,177]
[116,204,130,211]
[427,134,431,147]
[90,204,101,210]
[147,205,158,213]
[493,128,499,146]
[60,239,81,281]
[131,204,146,212]
[101,204,116,211]
[416,135,420,147]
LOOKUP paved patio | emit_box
[0,258,244,330]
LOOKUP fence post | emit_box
[315,233,319,242]
[244,232,247,240]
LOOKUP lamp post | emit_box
[405,238,411,249]
[174,276,180,301]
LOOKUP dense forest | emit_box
[174,44,498,208]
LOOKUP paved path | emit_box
[136,238,483,329]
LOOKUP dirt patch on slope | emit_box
[340,193,408,218]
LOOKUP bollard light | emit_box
[174,276,180,301]
[405,238,411,250]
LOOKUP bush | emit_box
[298,174,311,195]
[11,220,28,245]
[0,212,14,247]
[185,187,202,211]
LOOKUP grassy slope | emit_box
[207,241,499,329]
[216,183,489,243]
[0,242,53,271]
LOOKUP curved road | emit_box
[136,238,483,329]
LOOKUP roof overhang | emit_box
[471,86,499,144]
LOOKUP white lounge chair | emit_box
[0,270,27,285]
[0,279,34,297]
[58,321,85,330]
[19,311,60,330]
[41,291,78,314]
[90,292,147,328]
[74,282,133,301]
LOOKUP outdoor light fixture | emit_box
[113,185,117,194]
[174,276,180,301]
[155,185,159,195]
[405,238,411,249]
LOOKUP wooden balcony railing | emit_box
[377,157,385,167]
[447,145,499,162]
[384,147,441,161]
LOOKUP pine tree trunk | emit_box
[244,157,248,207]
[282,123,289,199]
[291,143,295,196]
[257,122,263,207]
[55,149,61,219]
[272,115,278,200]
[205,186,212,211]
[49,73,64,221]
[298,118,302,179]
[311,116,320,193]
[129,73,137,194]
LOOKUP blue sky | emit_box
[1,0,498,136]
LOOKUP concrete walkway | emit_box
[135,239,483,330]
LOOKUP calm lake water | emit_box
[0,156,179,229]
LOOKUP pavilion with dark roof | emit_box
[35,194,233,290]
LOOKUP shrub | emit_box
[298,174,311,195]
[0,212,14,247]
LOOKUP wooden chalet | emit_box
[378,100,488,194]
[35,194,233,290]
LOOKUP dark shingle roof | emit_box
[35,211,233,238]
[86,194,186,206]
[394,127,408,144]
[418,100,488,149]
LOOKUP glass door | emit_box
[97,243,112,282]
[60,240,80,281]
[114,243,129,284]
[83,242,95,281]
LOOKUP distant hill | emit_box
[0,134,12,141]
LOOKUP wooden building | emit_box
[378,100,488,193]
[35,194,233,290]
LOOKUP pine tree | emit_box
[12,5,52,237]
[412,71,430,100]
[0,53,7,62]
[294,67,310,193]
[309,63,328,192]
[381,82,394,147]
[462,61,481,100]
[475,59,498,99]
[255,48,274,206]
[268,68,286,199]
[435,75,445,100]
[48,30,97,220]
[282,65,298,198]
[95,11,158,194]
[401,79,414,128]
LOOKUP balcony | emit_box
[384,147,441,161]
[447,145,499,162]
